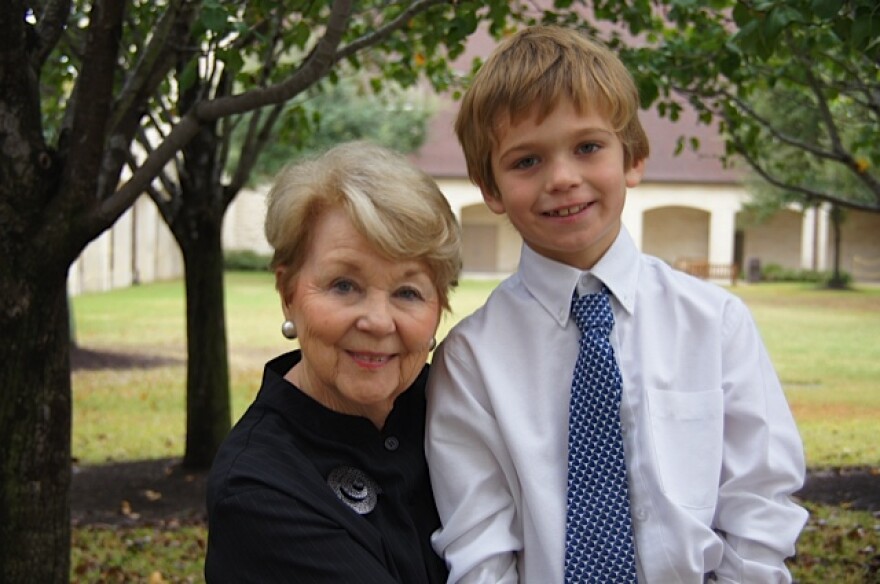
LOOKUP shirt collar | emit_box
[589,226,639,315]
[518,226,640,328]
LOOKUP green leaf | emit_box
[732,19,763,53]
[178,59,199,93]
[218,49,244,77]
[850,10,879,51]
[290,21,311,49]
[732,2,752,27]
[718,50,742,78]
[200,5,228,33]
[763,6,803,45]
[674,135,685,155]
[810,0,844,20]
[637,77,659,108]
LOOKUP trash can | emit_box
[747,258,761,283]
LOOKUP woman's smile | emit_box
[348,351,395,368]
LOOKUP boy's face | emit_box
[485,98,644,270]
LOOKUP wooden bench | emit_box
[673,259,739,286]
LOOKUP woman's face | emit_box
[280,207,441,427]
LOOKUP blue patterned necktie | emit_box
[564,288,638,583]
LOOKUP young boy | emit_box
[425,25,808,583]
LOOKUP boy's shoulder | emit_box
[446,273,529,336]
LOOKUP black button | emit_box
[384,436,399,451]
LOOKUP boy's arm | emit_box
[712,298,809,583]
[425,339,520,584]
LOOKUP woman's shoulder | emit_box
[207,404,308,492]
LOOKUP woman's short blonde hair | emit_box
[455,25,650,198]
[265,141,461,310]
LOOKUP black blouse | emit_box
[205,350,448,583]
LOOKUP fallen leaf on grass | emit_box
[143,489,162,501]
[119,499,141,519]
[847,526,866,540]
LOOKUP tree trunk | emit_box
[0,267,72,582]
[828,205,847,289]
[180,219,232,470]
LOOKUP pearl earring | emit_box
[281,320,297,340]
[429,337,437,351]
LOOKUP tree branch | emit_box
[109,0,199,136]
[133,127,180,204]
[198,0,352,119]
[334,0,446,61]
[32,0,71,68]
[794,50,846,157]
[94,0,201,203]
[225,102,284,199]
[819,49,880,119]
[711,88,849,163]
[222,7,285,198]
[127,145,175,223]
[106,0,354,220]
[789,51,880,196]
[709,85,880,206]
[61,0,126,208]
[725,116,879,213]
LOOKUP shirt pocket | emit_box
[646,388,723,509]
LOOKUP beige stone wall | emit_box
[223,187,273,255]
[642,206,710,264]
[68,195,183,296]
[459,203,521,274]
[741,209,803,269]
[836,210,880,281]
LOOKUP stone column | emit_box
[709,208,736,265]
[801,206,817,270]
[815,203,830,271]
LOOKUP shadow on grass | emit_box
[796,466,880,512]
[71,345,184,371]
[71,457,207,527]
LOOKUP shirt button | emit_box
[633,507,648,522]
[384,436,399,451]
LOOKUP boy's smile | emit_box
[486,98,644,269]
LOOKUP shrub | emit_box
[761,263,820,283]
[760,263,853,288]
[824,270,852,289]
[223,250,271,272]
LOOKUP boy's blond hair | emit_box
[455,25,650,198]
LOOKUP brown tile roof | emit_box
[410,97,740,185]
[409,23,741,186]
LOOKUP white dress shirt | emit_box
[425,227,808,583]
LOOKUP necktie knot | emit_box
[571,289,613,335]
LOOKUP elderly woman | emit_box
[204,141,460,583]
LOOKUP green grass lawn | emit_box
[731,283,880,469]
[70,275,880,582]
